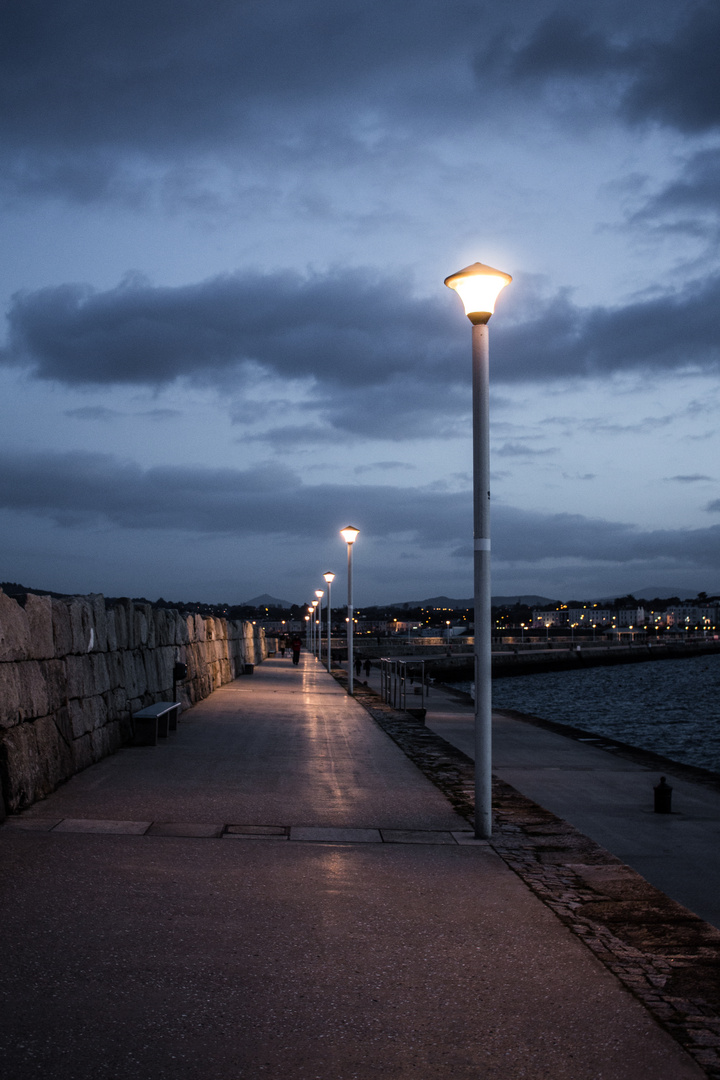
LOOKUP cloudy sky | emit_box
[1,0,720,606]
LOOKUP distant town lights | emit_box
[444,262,512,323]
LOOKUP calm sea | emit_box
[488,653,720,774]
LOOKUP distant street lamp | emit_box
[323,572,335,672]
[445,261,511,840]
[315,590,324,660]
[340,526,360,694]
[311,600,319,658]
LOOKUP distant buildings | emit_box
[530,603,719,633]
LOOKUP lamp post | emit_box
[340,526,360,694]
[323,572,335,672]
[445,261,511,839]
[312,600,319,658]
[315,590,324,660]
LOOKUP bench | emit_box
[130,701,182,746]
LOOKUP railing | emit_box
[379,658,426,714]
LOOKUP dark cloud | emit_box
[621,5,720,132]
[0,0,487,201]
[496,275,720,382]
[1,267,457,388]
[0,448,469,543]
[493,506,720,571]
[630,148,720,233]
[1,0,708,208]
[487,3,720,134]
[494,442,557,458]
[4,268,720,436]
[1,448,719,581]
[666,474,714,483]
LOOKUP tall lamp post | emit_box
[312,600,319,658]
[340,526,360,694]
[315,590,324,660]
[323,572,335,672]
[445,261,511,839]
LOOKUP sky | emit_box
[1,0,720,607]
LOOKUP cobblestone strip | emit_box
[339,673,720,1079]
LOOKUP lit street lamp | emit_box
[315,590,324,660]
[340,526,360,694]
[311,600,319,658]
[323,571,335,672]
[445,261,511,839]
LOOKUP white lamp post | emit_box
[340,526,360,694]
[445,261,511,839]
[323,572,335,672]
[317,591,325,656]
[311,600,319,658]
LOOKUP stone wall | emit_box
[0,590,266,815]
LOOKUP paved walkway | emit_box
[0,655,706,1079]
[359,667,720,931]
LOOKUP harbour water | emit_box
[483,653,720,774]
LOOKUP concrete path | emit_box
[0,655,705,1079]
[357,663,720,930]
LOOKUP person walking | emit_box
[291,636,302,666]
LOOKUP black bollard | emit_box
[654,776,673,814]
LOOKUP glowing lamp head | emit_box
[323,571,335,584]
[315,589,324,599]
[340,526,360,545]
[444,261,512,324]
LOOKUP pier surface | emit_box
[0,655,709,1079]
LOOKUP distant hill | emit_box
[242,593,293,608]
[390,594,555,609]
[492,594,556,607]
[592,587,718,603]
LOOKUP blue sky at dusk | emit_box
[1,0,720,605]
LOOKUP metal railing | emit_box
[379,658,427,713]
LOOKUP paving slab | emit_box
[290,825,382,843]
[52,818,151,834]
[380,828,457,844]
[146,821,224,838]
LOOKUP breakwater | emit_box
[0,590,266,815]
[423,637,720,684]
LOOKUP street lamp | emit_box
[315,590,324,660]
[340,526,360,694]
[445,260,511,839]
[311,600,319,657]
[323,572,335,672]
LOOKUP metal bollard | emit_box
[654,776,673,814]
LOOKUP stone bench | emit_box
[130,701,182,746]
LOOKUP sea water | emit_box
[488,653,720,773]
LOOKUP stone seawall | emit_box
[0,590,266,815]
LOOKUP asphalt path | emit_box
[0,654,705,1079]
[356,662,720,929]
